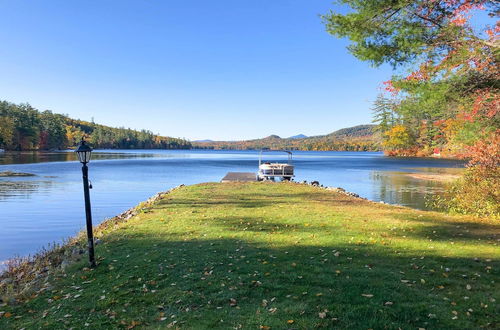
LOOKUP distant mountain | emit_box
[326,125,375,138]
[194,139,213,143]
[288,134,308,139]
[192,124,380,151]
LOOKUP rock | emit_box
[1,278,13,286]
[20,283,34,296]
[60,260,71,270]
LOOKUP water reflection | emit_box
[370,171,447,209]
[0,179,55,200]
[0,150,157,165]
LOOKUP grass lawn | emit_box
[1,182,498,329]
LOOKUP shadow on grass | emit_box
[204,216,338,234]
[390,214,499,243]
[5,233,498,329]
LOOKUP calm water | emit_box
[0,150,464,264]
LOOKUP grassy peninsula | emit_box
[1,182,498,329]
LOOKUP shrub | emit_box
[437,130,500,218]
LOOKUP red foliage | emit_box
[464,130,500,169]
[471,89,500,119]
[382,80,399,96]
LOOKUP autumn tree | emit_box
[324,0,499,216]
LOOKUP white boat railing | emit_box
[258,150,294,181]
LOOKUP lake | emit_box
[0,150,464,265]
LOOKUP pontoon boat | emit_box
[257,150,294,181]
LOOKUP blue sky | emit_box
[0,0,395,140]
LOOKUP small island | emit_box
[0,171,36,177]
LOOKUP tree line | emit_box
[0,101,192,150]
[196,138,380,152]
[194,125,381,151]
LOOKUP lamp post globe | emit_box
[75,139,93,164]
[75,138,96,268]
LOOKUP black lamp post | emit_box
[75,139,96,268]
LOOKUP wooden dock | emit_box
[221,172,256,183]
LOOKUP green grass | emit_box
[1,182,498,329]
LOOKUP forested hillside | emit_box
[193,125,381,151]
[0,101,191,151]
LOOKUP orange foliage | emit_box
[465,130,500,169]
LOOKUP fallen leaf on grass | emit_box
[361,294,373,298]
[127,320,141,329]
[268,307,277,313]
[287,320,294,324]
[319,312,327,319]
[166,321,177,328]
